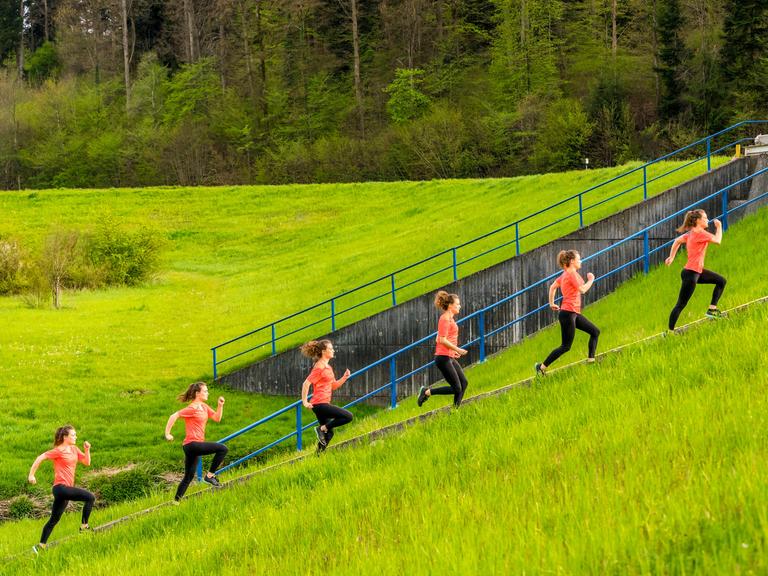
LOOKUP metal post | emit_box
[478,312,486,362]
[296,404,303,451]
[390,274,397,306]
[706,138,711,172]
[643,165,648,200]
[515,222,520,256]
[578,194,584,228]
[271,324,276,356]
[389,358,397,409]
[643,230,650,274]
[452,247,458,282]
[331,298,336,332]
[212,348,217,381]
[721,190,729,231]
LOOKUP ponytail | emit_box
[676,209,704,233]
[301,339,332,361]
[53,425,74,446]
[434,290,459,311]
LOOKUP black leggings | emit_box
[312,404,353,444]
[668,268,727,329]
[431,355,469,407]
[543,311,600,367]
[40,484,95,544]
[175,441,228,500]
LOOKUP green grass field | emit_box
[0,158,727,500]
[0,199,766,574]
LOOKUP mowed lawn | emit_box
[1,208,766,575]
[0,158,727,500]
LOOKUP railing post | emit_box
[330,298,336,332]
[212,348,218,381]
[578,194,584,228]
[390,274,397,306]
[643,230,650,274]
[196,458,203,482]
[271,324,276,356]
[515,222,520,256]
[452,247,458,282]
[721,189,729,231]
[389,358,397,409]
[706,137,711,172]
[478,312,486,362]
[296,404,303,451]
[643,164,648,200]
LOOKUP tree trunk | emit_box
[183,0,198,62]
[43,0,49,41]
[17,0,24,79]
[651,0,660,111]
[611,0,617,57]
[351,0,364,135]
[241,1,256,104]
[256,0,268,119]
[121,0,131,111]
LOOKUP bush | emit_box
[88,466,156,505]
[8,495,36,519]
[0,239,24,295]
[85,221,163,286]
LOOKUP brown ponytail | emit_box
[676,209,704,233]
[178,381,206,402]
[557,250,579,269]
[300,339,332,360]
[53,425,74,446]
[434,290,459,311]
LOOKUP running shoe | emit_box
[79,524,92,533]
[705,308,725,319]
[32,544,45,555]
[325,429,335,444]
[417,385,429,407]
[314,426,328,447]
[203,474,222,488]
[534,362,546,377]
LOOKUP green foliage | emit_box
[87,466,156,505]
[162,59,221,127]
[24,42,60,85]
[532,98,593,171]
[0,238,23,294]
[7,495,35,520]
[385,68,431,124]
[85,221,163,287]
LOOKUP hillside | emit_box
[1,205,767,573]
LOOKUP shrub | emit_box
[8,495,36,519]
[85,221,163,286]
[88,466,156,505]
[0,239,24,295]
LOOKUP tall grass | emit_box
[3,296,766,574]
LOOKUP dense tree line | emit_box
[0,0,766,188]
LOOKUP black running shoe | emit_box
[315,426,327,447]
[325,429,335,445]
[534,362,546,377]
[203,474,221,488]
[417,385,429,407]
[705,308,725,319]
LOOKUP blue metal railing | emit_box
[211,120,767,379]
[198,163,768,480]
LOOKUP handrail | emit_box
[210,121,768,379]
[198,163,768,479]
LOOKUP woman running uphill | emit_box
[28,425,94,554]
[666,209,726,330]
[165,382,227,501]
[417,290,469,409]
[301,340,352,453]
[535,250,600,376]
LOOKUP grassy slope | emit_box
[1,204,767,574]
[0,159,725,498]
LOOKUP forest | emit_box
[0,0,766,188]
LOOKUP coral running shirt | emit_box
[44,445,88,487]
[435,314,459,358]
[684,229,716,273]
[178,403,217,445]
[558,271,584,314]
[308,364,341,406]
